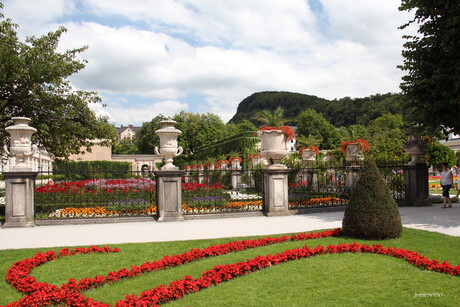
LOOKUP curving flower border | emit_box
[4,228,459,307]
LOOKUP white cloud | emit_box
[91,99,189,126]
[1,0,413,124]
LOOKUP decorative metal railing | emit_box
[182,168,263,215]
[34,171,156,219]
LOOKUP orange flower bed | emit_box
[50,197,348,218]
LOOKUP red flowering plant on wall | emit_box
[248,154,262,160]
[258,126,295,141]
[299,146,320,156]
[229,157,242,163]
[341,139,370,153]
[4,228,460,307]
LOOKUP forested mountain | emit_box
[229,91,404,127]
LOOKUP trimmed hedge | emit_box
[342,159,402,239]
[52,161,132,180]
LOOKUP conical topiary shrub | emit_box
[342,159,402,239]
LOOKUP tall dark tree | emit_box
[399,0,460,135]
[0,3,109,158]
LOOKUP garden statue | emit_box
[154,120,183,170]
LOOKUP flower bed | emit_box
[4,228,459,306]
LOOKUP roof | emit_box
[116,125,141,135]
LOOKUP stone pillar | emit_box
[154,170,185,221]
[231,169,241,191]
[262,165,290,216]
[3,171,37,228]
[404,163,431,206]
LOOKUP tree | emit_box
[296,134,322,149]
[0,3,109,158]
[112,137,138,154]
[427,139,456,168]
[342,159,402,239]
[296,109,341,150]
[252,106,286,127]
[368,114,408,161]
[173,112,226,160]
[135,115,167,154]
[399,0,460,135]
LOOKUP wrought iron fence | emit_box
[182,167,263,215]
[34,170,157,219]
[288,161,408,210]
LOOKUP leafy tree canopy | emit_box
[296,109,341,150]
[399,0,460,135]
[0,3,110,158]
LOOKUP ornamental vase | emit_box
[154,120,183,170]
[403,135,426,165]
[345,142,363,162]
[301,149,316,163]
[4,117,38,169]
[260,130,287,165]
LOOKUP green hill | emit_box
[229,91,403,127]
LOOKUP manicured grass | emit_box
[1,228,459,306]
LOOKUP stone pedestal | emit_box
[3,171,37,228]
[404,163,431,206]
[262,165,290,216]
[231,170,241,191]
[154,170,185,222]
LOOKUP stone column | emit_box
[403,135,431,206]
[262,165,290,216]
[404,163,431,206]
[3,117,38,227]
[154,170,185,221]
[3,171,37,227]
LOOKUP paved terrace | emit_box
[0,204,459,250]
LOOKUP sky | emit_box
[3,0,415,126]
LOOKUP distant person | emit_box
[453,165,460,198]
[440,163,453,208]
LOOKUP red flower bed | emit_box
[36,179,156,195]
[4,228,459,306]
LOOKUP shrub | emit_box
[342,159,402,239]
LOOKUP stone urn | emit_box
[4,117,38,170]
[229,157,242,169]
[345,142,363,162]
[154,120,183,170]
[259,130,288,166]
[403,135,426,165]
[249,154,264,167]
[218,160,229,170]
[300,147,318,165]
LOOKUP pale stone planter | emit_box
[154,120,183,170]
[403,135,426,165]
[4,117,38,170]
[345,142,363,162]
[260,130,288,166]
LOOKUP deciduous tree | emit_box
[0,3,110,158]
[399,0,460,134]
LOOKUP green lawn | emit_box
[1,228,459,306]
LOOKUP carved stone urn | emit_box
[259,130,287,167]
[154,120,183,170]
[345,142,363,162]
[4,117,37,170]
[403,135,427,165]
